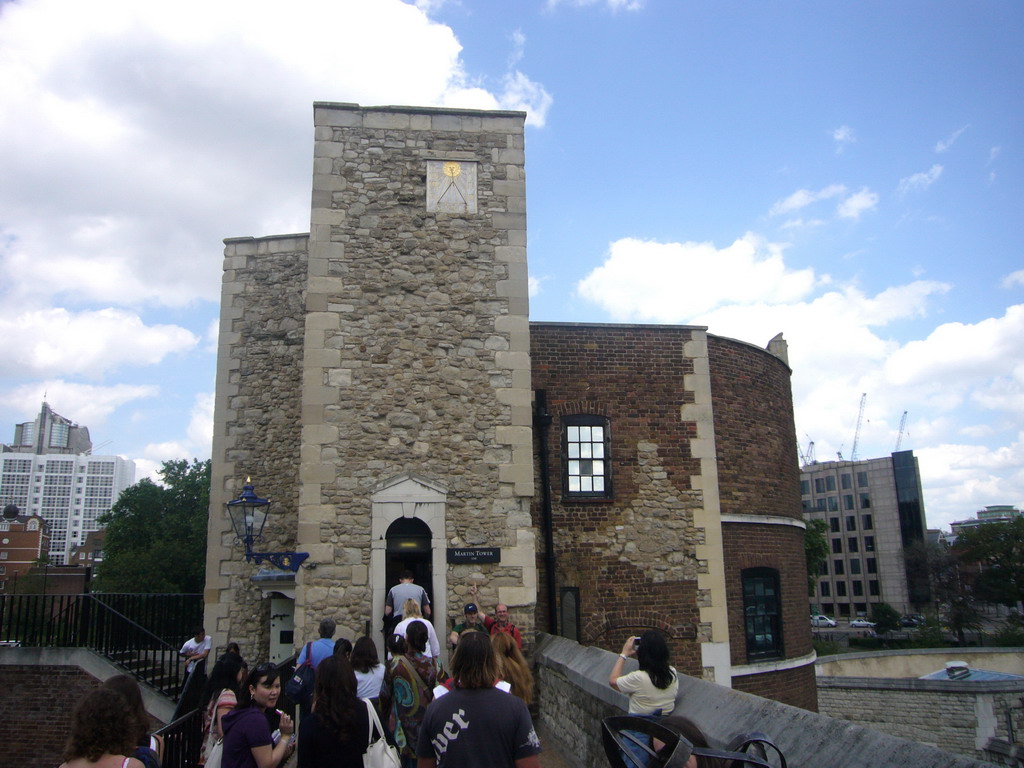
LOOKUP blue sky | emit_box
[0,0,1021,530]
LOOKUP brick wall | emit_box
[706,336,801,519]
[531,323,705,675]
[0,665,100,768]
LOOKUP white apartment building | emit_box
[1,404,135,564]
[801,450,929,617]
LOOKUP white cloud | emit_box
[836,188,879,219]
[1003,270,1024,289]
[3,380,159,430]
[547,0,645,10]
[0,0,552,309]
[528,276,544,298]
[0,308,197,379]
[883,305,1024,391]
[769,184,846,217]
[576,234,819,322]
[832,125,856,153]
[496,72,554,128]
[897,164,943,197]
[509,29,526,67]
[779,218,827,230]
[935,125,969,153]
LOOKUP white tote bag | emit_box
[204,738,224,768]
[362,698,401,768]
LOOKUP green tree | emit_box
[94,459,210,593]
[804,518,829,597]
[870,602,901,635]
[955,517,1024,610]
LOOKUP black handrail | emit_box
[0,593,201,699]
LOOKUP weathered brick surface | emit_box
[732,663,817,710]
[531,324,705,675]
[0,665,100,768]
[707,335,802,520]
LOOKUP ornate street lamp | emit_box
[226,478,308,572]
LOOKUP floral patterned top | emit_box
[388,652,445,760]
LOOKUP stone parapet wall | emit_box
[818,675,1024,765]
[534,634,998,768]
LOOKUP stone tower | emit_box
[204,104,536,655]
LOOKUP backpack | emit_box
[285,642,316,709]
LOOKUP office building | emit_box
[0,404,135,564]
[801,450,929,616]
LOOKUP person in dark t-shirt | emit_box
[417,632,541,768]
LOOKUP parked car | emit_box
[811,614,837,628]
[849,618,876,628]
[900,615,924,627]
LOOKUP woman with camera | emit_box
[609,631,679,767]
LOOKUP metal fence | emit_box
[0,592,203,698]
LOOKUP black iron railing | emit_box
[0,593,202,698]
[155,707,204,768]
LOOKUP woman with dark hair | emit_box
[59,687,145,768]
[296,655,374,768]
[351,636,387,708]
[220,663,295,768]
[198,652,248,765]
[491,631,533,705]
[389,621,445,768]
[417,632,541,768]
[609,631,678,767]
[102,676,163,768]
[332,637,353,660]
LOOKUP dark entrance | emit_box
[384,516,433,609]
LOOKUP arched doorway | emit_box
[370,473,448,660]
[385,516,433,608]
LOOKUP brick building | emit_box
[204,103,815,709]
[0,511,49,592]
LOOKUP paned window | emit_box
[862,514,873,529]
[831,538,842,554]
[846,515,856,531]
[826,476,836,491]
[843,494,854,510]
[857,471,869,487]
[867,558,877,574]
[563,416,611,498]
[864,536,875,552]
[859,493,871,509]
[833,559,844,575]
[829,517,840,533]
[827,496,839,512]
[819,581,830,597]
[852,581,863,597]
[836,581,847,597]
[869,580,879,596]
[848,537,859,553]
[850,558,861,574]
[841,474,852,490]
[742,568,782,660]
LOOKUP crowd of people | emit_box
[57,572,766,768]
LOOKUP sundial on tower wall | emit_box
[426,160,478,214]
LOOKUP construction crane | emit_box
[894,410,908,451]
[798,439,816,467]
[850,393,867,461]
